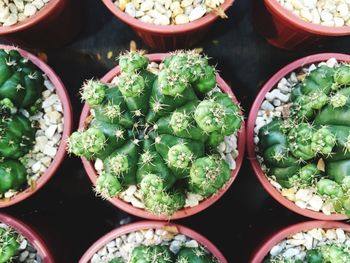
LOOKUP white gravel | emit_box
[267,227,350,261]
[277,0,350,27]
[93,61,240,211]
[1,76,64,200]
[0,0,50,27]
[114,0,225,25]
[254,58,343,215]
[90,227,213,263]
[0,223,42,263]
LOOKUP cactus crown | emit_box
[167,144,193,169]
[330,92,347,108]
[80,79,106,106]
[67,128,106,159]
[107,154,129,177]
[118,50,148,72]
[169,112,191,133]
[116,72,145,97]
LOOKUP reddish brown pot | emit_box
[0,0,81,49]
[251,220,350,263]
[247,53,350,220]
[253,0,350,50]
[79,53,246,220]
[0,212,54,262]
[101,0,234,50]
[79,221,228,263]
[0,44,72,208]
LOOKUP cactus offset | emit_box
[68,50,242,216]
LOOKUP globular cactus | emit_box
[189,155,231,197]
[176,247,216,263]
[108,258,124,263]
[0,160,26,194]
[0,48,48,196]
[0,49,44,108]
[0,112,35,159]
[130,245,174,263]
[0,227,19,263]
[68,50,242,216]
[259,62,350,215]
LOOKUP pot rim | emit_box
[100,0,234,34]
[0,0,62,35]
[0,212,54,262]
[251,220,350,263]
[79,220,228,263]
[247,52,350,221]
[265,0,350,36]
[79,53,246,220]
[0,44,73,208]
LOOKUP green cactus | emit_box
[130,245,174,263]
[68,51,242,216]
[0,113,35,159]
[0,160,26,194]
[189,155,231,197]
[176,247,215,263]
[0,227,19,263]
[0,49,44,108]
[258,62,350,216]
[108,258,124,263]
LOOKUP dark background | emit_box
[2,0,350,262]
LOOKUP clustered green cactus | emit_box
[68,50,242,216]
[108,244,217,263]
[258,63,350,216]
[0,49,45,196]
[264,243,350,263]
[0,227,20,263]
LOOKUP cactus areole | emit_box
[255,57,350,218]
[71,51,244,219]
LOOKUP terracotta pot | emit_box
[247,53,350,220]
[79,53,246,220]
[251,220,350,263]
[100,0,235,50]
[253,0,350,50]
[0,212,54,262]
[0,0,80,49]
[79,221,228,263]
[0,44,72,208]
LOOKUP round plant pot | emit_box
[0,44,72,208]
[79,53,245,220]
[101,0,234,50]
[0,0,81,49]
[247,53,350,221]
[251,220,350,263]
[253,0,350,50]
[79,221,228,263]
[0,212,54,262]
